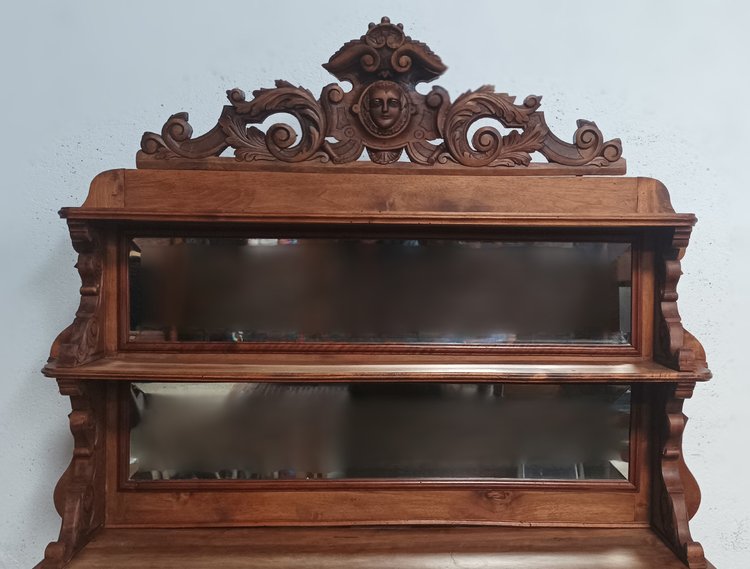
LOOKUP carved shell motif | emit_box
[140,17,623,169]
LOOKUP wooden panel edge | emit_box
[136,152,628,176]
[651,382,708,569]
[636,178,677,215]
[80,170,125,210]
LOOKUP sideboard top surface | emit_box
[65,527,711,569]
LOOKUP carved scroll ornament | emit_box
[656,227,702,372]
[39,380,105,568]
[141,17,623,169]
[652,382,707,569]
[49,221,104,368]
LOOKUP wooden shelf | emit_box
[43,353,711,382]
[61,207,698,228]
[61,527,708,569]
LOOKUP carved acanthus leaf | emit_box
[139,17,624,171]
[140,112,228,160]
[540,119,622,166]
[51,221,104,368]
[224,81,329,163]
[440,88,544,167]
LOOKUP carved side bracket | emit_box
[38,380,106,569]
[652,381,707,569]
[139,17,623,171]
[50,221,104,368]
[656,227,701,372]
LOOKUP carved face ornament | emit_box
[356,80,410,137]
[367,85,402,129]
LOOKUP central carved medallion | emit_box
[355,80,411,138]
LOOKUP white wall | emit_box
[1,1,748,567]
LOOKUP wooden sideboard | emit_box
[36,17,713,569]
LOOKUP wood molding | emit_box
[652,381,707,569]
[42,355,712,382]
[655,227,703,372]
[43,527,709,569]
[139,17,623,172]
[49,221,105,368]
[134,154,627,175]
[38,380,106,569]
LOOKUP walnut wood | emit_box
[136,153,628,175]
[43,355,711,382]
[38,381,106,569]
[48,223,104,367]
[651,382,707,568]
[112,228,654,357]
[63,527,702,569]
[106,488,647,528]
[62,209,698,229]
[65,169,690,222]
[655,228,702,372]
[139,18,623,171]
[37,16,713,569]
[104,386,652,528]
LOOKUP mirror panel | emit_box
[128,237,632,346]
[128,382,631,482]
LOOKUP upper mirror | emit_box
[128,237,632,346]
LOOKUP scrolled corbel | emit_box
[51,221,105,368]
[652,381,708,569]
[38,380,105,569]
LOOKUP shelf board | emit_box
[44,353,710,382]
[61,527,707,569]
[61,207,698,227]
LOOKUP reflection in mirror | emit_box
[128,237,632,345]
[129,382,631,481]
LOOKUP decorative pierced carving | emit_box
[652,382,707,569]
[140,17,623,170]
[39,380,105,568]
[50,221,104,367]
[656,227,699,372]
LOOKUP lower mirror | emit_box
[128,382,631,482]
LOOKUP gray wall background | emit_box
[1,1,748,567]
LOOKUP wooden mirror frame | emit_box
[119,228,643,355]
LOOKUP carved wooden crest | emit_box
[140,17,623,171]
